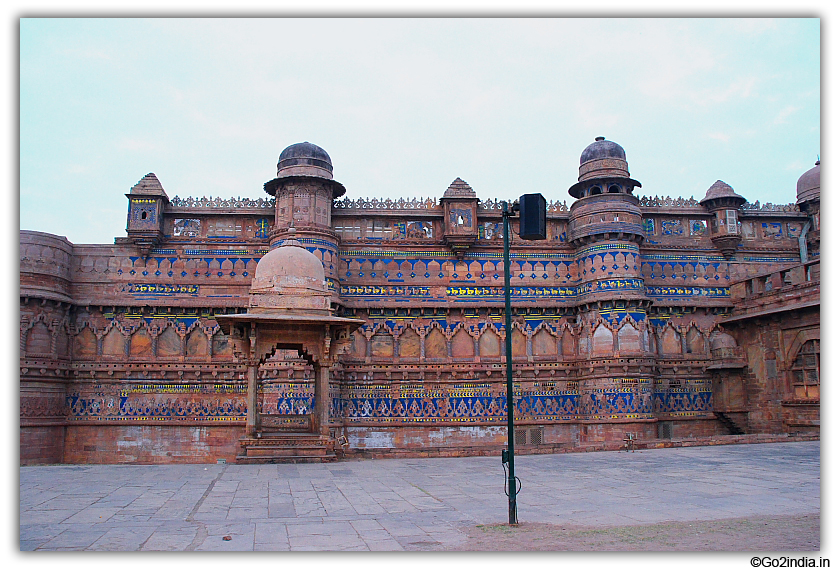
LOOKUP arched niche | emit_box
[74,326,97,358]
[561,328,576,357]
[618,322,642,354]
[424,328,448,359]
[102,327,125,356]
[157,325,182,357]
[451,328,474,358]
[186,327,208,357]
[212,330,232,357]
[129,327,153,357]
[532,328,557,356]
[370,329,394,358]
[399,328,422,359]
[660,326,681,355]
[686,326,705,355]
[592,324,614,356]
[512,328,527,358]
[479,328,501,357]
[25,321,51,354]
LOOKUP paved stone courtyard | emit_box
[19,441,819,551]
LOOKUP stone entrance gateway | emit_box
[216,231,362,463]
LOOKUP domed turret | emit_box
[569,137,641,199]
[796,160,820,205]
[700,180,746,259]
[264,142,346,198]
[567,137,645,246]
[263,142,346,251]
[276,142,334,180]
[580,136,627,164]
[700,180,746,207]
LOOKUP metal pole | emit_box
[502,201,518,525]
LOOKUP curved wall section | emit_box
[20,231,74,303]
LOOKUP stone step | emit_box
[236,432,336,464]
[243,445,329,458]
[235,454,337,464]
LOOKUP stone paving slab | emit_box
[18,441,819,551]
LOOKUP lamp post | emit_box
[501,194,546,526]
[502,200,518,525]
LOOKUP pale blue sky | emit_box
[20,17,820,244]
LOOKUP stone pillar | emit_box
[314,363,330,436]
[246,362,258,436]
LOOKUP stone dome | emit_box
[709,331,738,351]
[276,142,334,179]
[264,141,346,199]
[570,137,639,197]
[251,237,326,293]
[700,180,745,204]
[796,160,820,205]
[580,136,627,164]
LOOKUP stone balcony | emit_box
[724,260,819,323]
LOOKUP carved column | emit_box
[314,362,330,436]
[246,362,258,436]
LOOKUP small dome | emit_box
[276,141,333,179]
[700,180,746,206]
[796,160,820,205]
[251,238,326,292]
[570,137,638,197]
[710,331,738,351]
[580,137,627,165]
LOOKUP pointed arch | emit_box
[157,324,182,357]
[74,325,97,358]
[560,324,576,358]
[511,325,527,358]
[186,327,208,357]
[102,326,125,356]
[25,319,52,355]
[660,323,681,355]
[532,326,557,357]
[451,327,475,359]
[686,324,705,354]
[592,322,614,356]
[398,327,422,358]
[370,328,394,358]
[479,327,501,357]
[617,319,643,355]
[212,329,232,357]
[129,325,153,357]
[54,321,69,357]
[424,325,448,360]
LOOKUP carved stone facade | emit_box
[20,140,820,464]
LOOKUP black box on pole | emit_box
[518,193,547,240]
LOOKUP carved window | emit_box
[335,222,362,240]
[365,219,392,239]
[725,210,738,234]
[790,339,819,400]
[690,220,707,236]
[173,218,201,237]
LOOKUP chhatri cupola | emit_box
[567,137,645,247]
[700,180,746,258]
[263,142,346,247]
